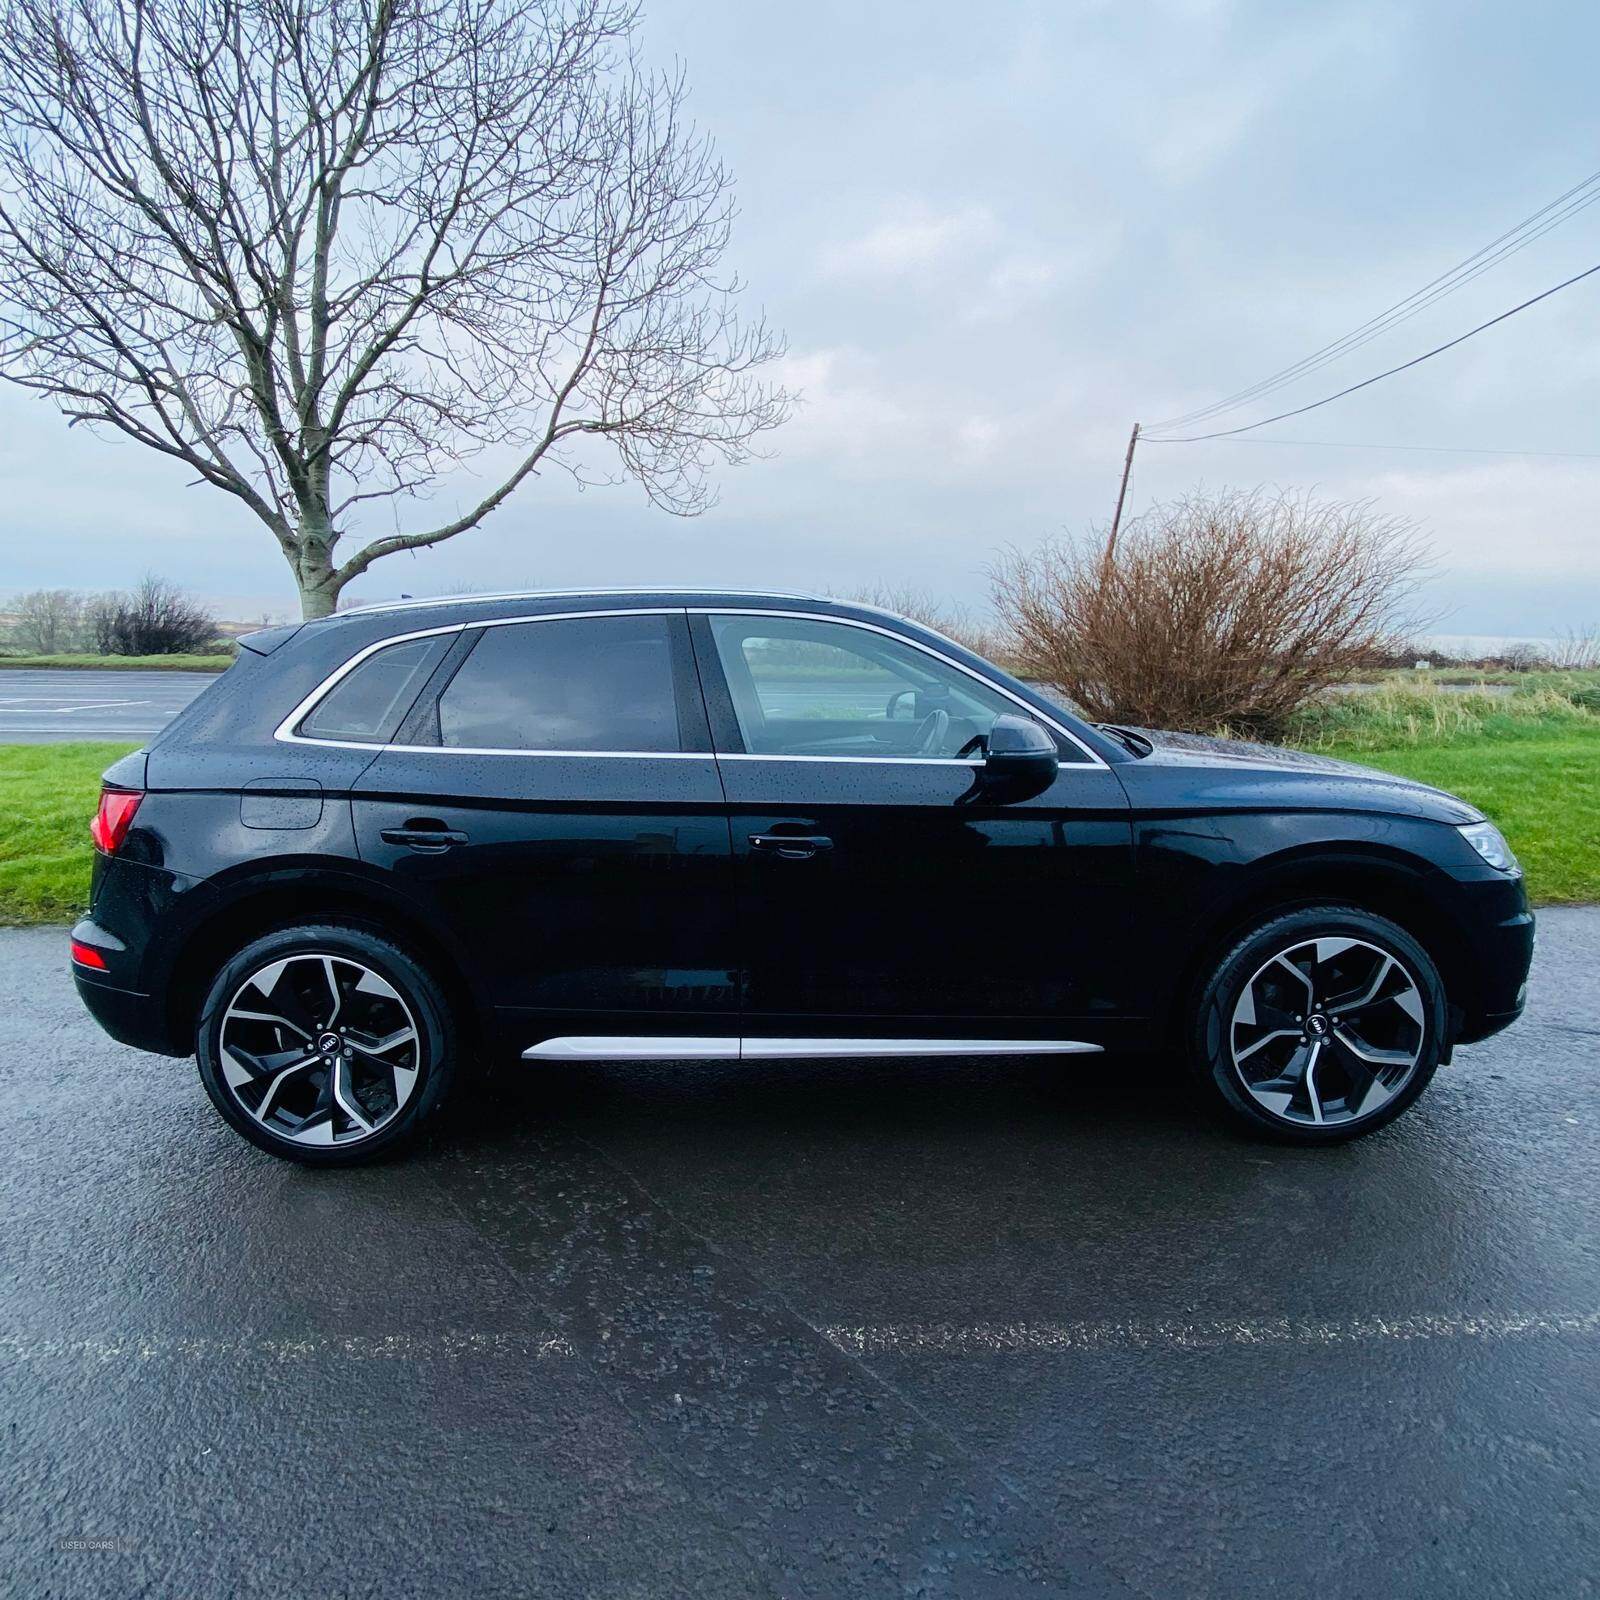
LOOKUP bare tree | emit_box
[991,488,1432,737]
[11,586,86,652]
[0,0,790,617]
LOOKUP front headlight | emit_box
[1458,820,1520,874]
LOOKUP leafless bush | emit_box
[1363,638,1441,671]
[86,576,217,656]
[1548,626,1600,671]
[11,587,86,653]
[1499,641,1551,672]
[990,488,1432,737]
[843,584,1010,661]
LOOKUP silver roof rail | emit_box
[338,586,828,618]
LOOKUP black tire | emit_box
[1188,904,1447,1145]
[196,922,459,1166]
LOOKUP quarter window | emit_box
[706,614,1047,760]
[434,614,681,752]
[299,635,449,743]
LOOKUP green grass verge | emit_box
[1320,731,1599,905]
[1351,666,1600,693]
[1290,680,1598,904]
[0,743,138,925]
[0,652,232,671]
[1288,681,1597,752]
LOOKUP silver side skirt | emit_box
[521,1035,1103,1062]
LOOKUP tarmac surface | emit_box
[3,910,1598,1598]
[0,668,217,743]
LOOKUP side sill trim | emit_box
[521,1035,1104,1062]
[524,1036,739,1061]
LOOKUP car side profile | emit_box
[71,589,1534,1164]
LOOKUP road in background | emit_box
[3,911,1598,1597]
[0,669,218,743]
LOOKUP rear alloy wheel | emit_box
[1192,906,1446,1143]
[197,925,457,1164]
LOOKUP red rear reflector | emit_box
[90,788,142,854]
[70,940,108,970]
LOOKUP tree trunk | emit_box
[293,515,342,620]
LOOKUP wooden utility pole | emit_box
[1105,421,1140,562]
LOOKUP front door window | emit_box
[706,614,1027,759]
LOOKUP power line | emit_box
[1149,166,1600,434]
[1151,184,1600,432]
[1145,435,1600,460]
[1143,257,1600,443]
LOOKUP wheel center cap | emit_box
[316,1031,342,1056]
[1306,1013,1331,1039]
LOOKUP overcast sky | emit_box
[2,0,1597,635]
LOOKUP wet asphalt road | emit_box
[0,669,217,743]
[4,913,1599,1599]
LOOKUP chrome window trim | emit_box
[283,739,718,759]
[274,608,685,751]
[717,753,984,767]
[694,607,1107,769]
[276,603,1108,771]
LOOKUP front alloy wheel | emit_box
[1229,937,1425,1127]
[1192,905,1446,1143]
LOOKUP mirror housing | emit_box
[973,714,1058,801]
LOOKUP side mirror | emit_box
[974,714,1058,801]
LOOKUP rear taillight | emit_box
[90,788,142,854]
[70,940,108,970]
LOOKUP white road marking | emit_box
[0,700,146,713]
[820,1310,1600,1356]
[4,1312,1596,1365]
[0,1330,575,1363]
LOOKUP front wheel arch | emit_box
[1163,857,1468,1052]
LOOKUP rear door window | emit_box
[433,614,681,752]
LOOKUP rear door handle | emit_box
[748,833,833,860]
[381,823,468,852]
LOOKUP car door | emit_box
[348,609,739,1043]
[691,610,1136,1039]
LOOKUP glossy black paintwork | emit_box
[72,589,1532,1061]
[712,757,1135,1027]
[352,749,738,1026]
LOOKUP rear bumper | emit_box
[72,918,189,1056]
[1457,1004,1526,1046]
[72,970,186,1056]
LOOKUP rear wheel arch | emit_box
[165,873,485,1060]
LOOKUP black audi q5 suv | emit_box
[72,589,1533,1164]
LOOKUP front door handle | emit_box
[748,833,833,860]
[381,822,468,853]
